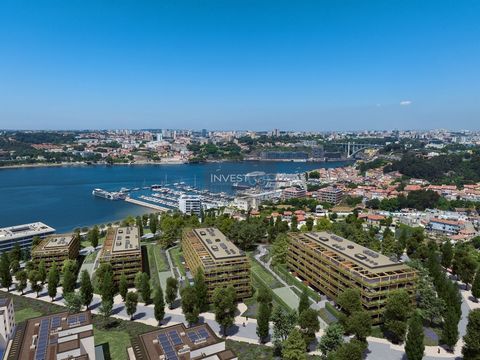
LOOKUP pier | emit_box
[124,197,170,212]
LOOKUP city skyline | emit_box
[1,1,480,130]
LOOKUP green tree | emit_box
[318,323,344,359]
[135,272,151,304]
[100,265,116,303]
[11,243,22,262]
[441,241,453,269]
[405,313,425,360]
[256,301,271,343]
[298,308,320,348]
[47,262,59,301]
[118,272,128,301]
[194,268,209,312]
[271,233,290,266]
[62,260,77,295]
[29,270,43,297]
[328,340,366,360]
[99,298,113,318]
[290,215,299,232]
[153,286,165,325]
[9,259,20,275]
[462,309,480,360]
[38,259,47,284]
[272,306,297,343]
[472,269,480,301]
[64,292,82,313]
[15,270,28,295]
[282,328,307,360]
[298,287,310,315]
[383,290,412,343]
[337,289,362,317]
[125,291,138,320]
[149,213,158,234]
[88,226,100,248]
[79,270,93,309]
[0,252,12,291]
[256,286,273,306]
[181,285,200,326]
[441,306,459,350]
[306,217,314,231]
[349,310,372,342]
[381,228,397,256]
[136,216,144,237]
[165,277,178,309]
[212,286,237,336]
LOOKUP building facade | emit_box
[178,195,202,217]
[0,298,15,351]
[317,186,344,204]
[182,228,252,301]
[98,226,142,284]
[6,311,95,360]
[0,222,55,254]
[128,323,237,360]
[287,232,417,323]
[31,234,80,270]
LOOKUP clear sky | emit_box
[1,0,479,131]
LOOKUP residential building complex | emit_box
[178,195,202,217]
[182,228,252,301]
[317,186,344,204]
[0,298,15,351]
[283,187,307,199]
[128,323,237,360]
[287,232,417,323]
[98,226,142,284]
[6,311,95,360]
[0,222,55,254]
[31,233,80,270]
[426,218,462,235]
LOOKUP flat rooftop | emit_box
[135,323,236,360]
[0,222,55,242]
[101,226,140,258]
[192,228,244,260]
[293,232,409,273]
[14,311,93,360]
[36,234,76,250]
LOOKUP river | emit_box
[0,161,349,232]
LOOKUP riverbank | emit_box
[0,158,354,170]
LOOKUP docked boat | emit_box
[92,188,126,200]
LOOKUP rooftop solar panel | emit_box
[187,332,198,342]
[198,328,210,339]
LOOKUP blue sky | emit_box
[0,0,479,131]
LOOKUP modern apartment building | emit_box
[128,323,237,360]
[283,187,307,199]
[287,232,417,323]
[0,298,15,351]
[98,226,142,284]
[178,195,202,217]
[31,233,80,270]
[0,222,55,254]
[317,186,344,204]
[6,311,95,360]
[182,228,251,301]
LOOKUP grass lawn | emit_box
[371,326,384,339]
[226,339,275,359]
[151,244,169,271]
[146,244,161,288]
[83,250,98,264]
[94,328,131,360]
[81,235,106,249]
[14,308,43,323]
[273,264,322,302]
[170,246,186,276]
[318,308,338,325]
[249,257,282,289]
